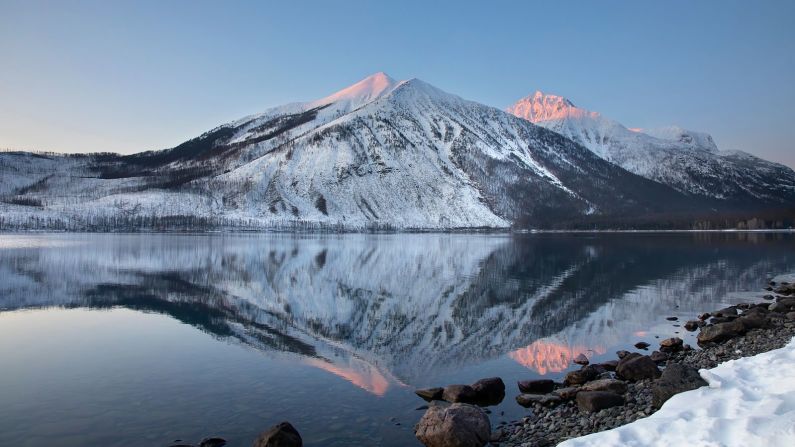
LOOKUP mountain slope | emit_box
[507,91,795,205]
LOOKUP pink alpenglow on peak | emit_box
[311,72,401,110]
[506,91,600,123]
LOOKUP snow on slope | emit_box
[642,125,719,152]
[559,336,795,447]
[507,92,795,203]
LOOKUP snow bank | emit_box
[559,336,795,447]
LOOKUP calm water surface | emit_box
[0,232,793,446]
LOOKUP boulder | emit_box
[659,337,683,352]
[697,320,745,345]
[616,350,631,359]
[415,403,490,447]
[634,342,650,350]
[598,360,619,371]
[776,297,795,308]
[737,313,768,330]
[763,295,775,300]
[651,363,707,408]
[769,302,788,313]
[416,387,444,401]
[616,353,660,381]
[515,393,562,407]
[649,351,668,363]
[580,378,627,394]
[442,385,478,404]
[471,377,505,405]
[253,422,302,447]
[564,365,600,386]
[697,313,710,321]
[575,391,624,412]
[666,316,678,321]
[517,379,554,394]
[573,353,589,365]
[787,312,795,321]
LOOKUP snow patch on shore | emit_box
[559,336,795,447]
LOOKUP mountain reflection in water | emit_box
[0,232,793,446]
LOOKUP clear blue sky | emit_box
[1,0,794,167]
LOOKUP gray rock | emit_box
[652,363,708,408]
[575,391,625,412]
[415,403,491,447]
[573,353,589,365]
[442,385,478,404]
[634,342,650,350]
[580,379,627,394]
[253,422,302,447]
[684,320,701,331]
[471,377,505,405]
[775,297,795,308]
[738,313,768,330]
[697,320,745,345]
[659,337,683,352]
[564,365,600,386]
[598,359,619,371]
[517,379,554,394]
[416,387,444,401]
[713,306,738,317]
[650,351,668,363]
[516,393,562,407]
[769,302,788,313]
[552,386,580,400]
[616,354,660,381]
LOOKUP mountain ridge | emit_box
[0,73,792,231]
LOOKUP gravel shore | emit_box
[495,283,795,447]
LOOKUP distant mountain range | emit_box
[1,73,793,230]
[507,91,795,204]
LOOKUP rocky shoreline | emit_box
[490,280,795,447]
[171,280,795,447]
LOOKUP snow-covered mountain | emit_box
[0,73,703,230]
[507,91,795,204]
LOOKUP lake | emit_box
[0,232,793,446]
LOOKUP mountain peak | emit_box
[312,72,400,109]
[507,91,588,123]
